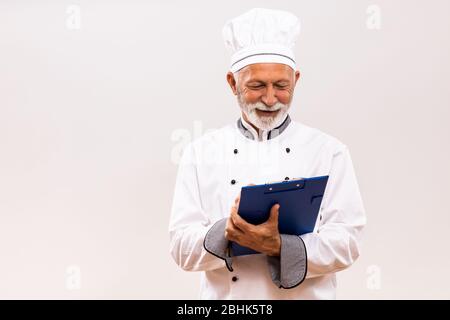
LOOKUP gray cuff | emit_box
[203,218,233,272]
[267,234,307,289]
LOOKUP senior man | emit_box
[169,8,366,299]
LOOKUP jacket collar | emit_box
[237,114,291,141]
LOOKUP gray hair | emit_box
[233,71,240,87]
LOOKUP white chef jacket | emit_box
[169,116,366,299]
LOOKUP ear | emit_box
[294,70,301,86]
[226,72,238,95]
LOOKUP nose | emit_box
[261,85,278,107]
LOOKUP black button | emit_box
[231,179,236,185]
[286,147,291,153]
[232,276,238,282]
[320,215,323,220]
[233,149,238,154]
[285,177,289,180]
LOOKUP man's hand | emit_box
[225,195,281,256]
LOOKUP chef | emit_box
[169,8,366,299]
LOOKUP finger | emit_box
[268,204,280,225]
[234,194,240,206]
[231,205,254,232]
[230,215,245,234]
[230,206,244,231]
[225,217,244,240]
[224,218,234,240]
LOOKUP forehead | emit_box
[239,63,294,82]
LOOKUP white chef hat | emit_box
[223,8,301,73]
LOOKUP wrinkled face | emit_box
[229,63,300,131]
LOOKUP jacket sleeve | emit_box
[300,145,366,279]
[169,143,227,272]
[267,234,307,289]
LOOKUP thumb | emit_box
[234,194,240,206]
[269,204,280,224]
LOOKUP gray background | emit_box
[0,0,449,299]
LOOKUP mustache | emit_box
[248,102,287,112]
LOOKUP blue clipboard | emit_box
[231,175,329,256]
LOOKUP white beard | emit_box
[238,94,291,131]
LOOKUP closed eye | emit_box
[248,85,265,90]
[275,82,289,89]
